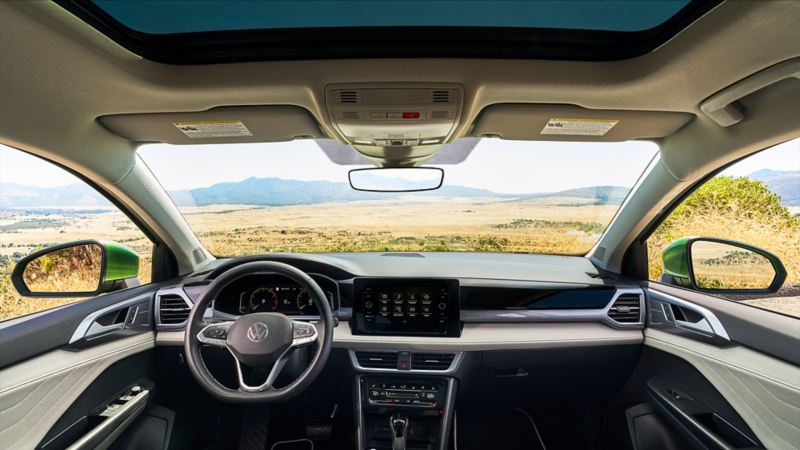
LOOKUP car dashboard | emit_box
[152,252,646,450]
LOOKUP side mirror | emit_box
[661,237,787,294]
[11,240,140,297]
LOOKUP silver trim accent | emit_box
[439,378,457,450]
[354,375,365,450]
[460,286,645,329]
[647,289,730,342]
[69,292,153,344]
[155,286,194,329]
[348,349,463,374]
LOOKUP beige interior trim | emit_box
[0,333,155,450]
[471,104,692,142]
[645,329,800,450]
[158,322,642,351]
[100,105,323,145]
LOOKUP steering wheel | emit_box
[184,261,334,403]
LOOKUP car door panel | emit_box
[0,285,162,450]
[0,332,154,449]
[643,284,800,450]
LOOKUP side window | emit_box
[0,145,153,321]
[648,138,799,318]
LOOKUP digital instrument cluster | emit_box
[238,284,324,315]
[212,274,337,316]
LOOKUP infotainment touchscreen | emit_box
[351,278,460,337]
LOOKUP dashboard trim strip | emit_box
[156,322,643,350]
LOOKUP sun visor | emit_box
[99,106,322,144]
[471,104,692,142]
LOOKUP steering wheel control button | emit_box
[292,321,318,346]
[204,326,228,339]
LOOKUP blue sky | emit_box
[1,138,798,193]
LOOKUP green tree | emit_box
[665,176,793,226]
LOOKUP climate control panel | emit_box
[362,377,447,410]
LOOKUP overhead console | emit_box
[351,278,461,337]
[325,84,464,165]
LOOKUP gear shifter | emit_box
[390,412,409,450]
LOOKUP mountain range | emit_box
[1,169,797,209]
[747,169,800,206]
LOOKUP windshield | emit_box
[138,139,658,256]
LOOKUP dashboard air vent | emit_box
[411,353,456,371]
[355,351,398,369]
[338,90,359,103]
[608,293,642,323]
[431,90,451,103]
[159,295,191,325]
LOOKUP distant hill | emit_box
[1,177,632,209]
[748,169,800,206]
[169,177,634,207]
[3,169,795,210]
[0,182,109,208]
[169,177,508,207]
[526,186,630,204]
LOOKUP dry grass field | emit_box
[183,196,617,255]
[1,195,798,321]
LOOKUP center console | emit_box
[356,375,456,450]
[350,279,461,450]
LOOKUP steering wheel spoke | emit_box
[197,320,234,348]
[234,346,293,392]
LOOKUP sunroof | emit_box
[56,0,720,64]
[91,0,692,35]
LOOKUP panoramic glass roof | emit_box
[92,0,692,34]
[58,0,717,63]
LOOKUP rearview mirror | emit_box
[348,167,444,192]
[661,237,786,293]
[11,240,140,297]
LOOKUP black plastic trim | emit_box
[0,283,160,369]
[55,0,722,64]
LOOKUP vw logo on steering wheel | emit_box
[246,322,269,343]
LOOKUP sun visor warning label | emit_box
[174,120,253,138]
[540,118,619,136]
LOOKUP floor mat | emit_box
[270,439,313,450]
[455,408,545,450]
